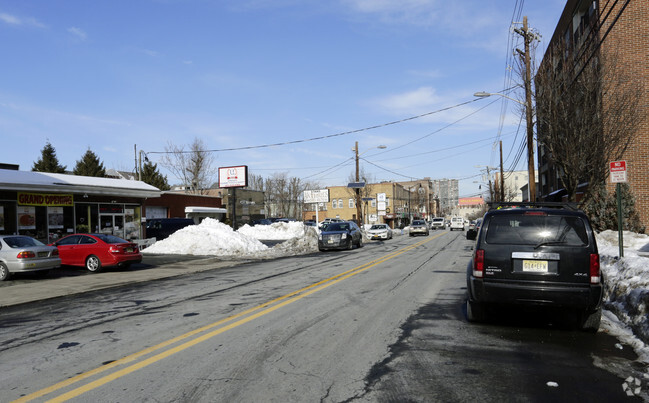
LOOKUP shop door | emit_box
[100,215,125,238]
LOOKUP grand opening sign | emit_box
[18,193,74,207]
[218,165,248,188]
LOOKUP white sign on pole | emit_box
[303,189,330,204]
[377,193,386,202]
[610,160,628,183]
[377,201,386,211]
[218,166,248,188]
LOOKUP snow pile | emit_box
[142,218,318,259]
[238,221,307,240]
[596,230,649,349]
[143,218,268,256]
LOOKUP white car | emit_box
[450,217,465,231]
[367,224,393,240]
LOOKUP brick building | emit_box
[537,0,649,229]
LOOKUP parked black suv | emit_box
[466,203,603,331]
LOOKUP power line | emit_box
[144,98,483,156]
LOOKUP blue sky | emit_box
[0,0,566,197]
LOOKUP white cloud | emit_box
[373,86,443,114]
[67,26,87,40]
[0,12,46,28]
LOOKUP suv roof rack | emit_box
[487,202,580,211]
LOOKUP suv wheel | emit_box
[466,299,486,322]
[580,307,602,333]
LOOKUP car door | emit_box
[55,235,83,266]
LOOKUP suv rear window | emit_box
[485,214,589,246]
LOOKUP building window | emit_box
[338,199,343,209]
[348,199,354,208]
[332,199,338,209]
[371,200,376,208]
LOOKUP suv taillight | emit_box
[590,253,600,284]
[473,249,484,278]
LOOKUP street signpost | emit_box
[303,189,330,224]
[610,161,627,257]
[218,165,248,231]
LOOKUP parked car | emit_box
[430,217,445,230]
[303,220,317,228]
[367,224,393,240]
[465,202,603,331]
[409,219,429,236]
[0,235,61,281]
[52,233,142,272]
[146,218,194,241]
[318,221,363,251]
[466,218,482,240]
[450,216,465,231]
[252,219,272,226]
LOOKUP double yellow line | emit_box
[16,234,442,402]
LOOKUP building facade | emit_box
[537,0,649,228]
[0,168,160,244]
[431,179,459,215]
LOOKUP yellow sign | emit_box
[18,192,74,207]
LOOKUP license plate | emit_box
[522,260,548,272]
[38,252,49,257]
[125,248,133,253]
[327,239,334,244]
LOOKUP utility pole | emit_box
[354,141,362,226]
[500,141,505,202]
[515,16,537,202]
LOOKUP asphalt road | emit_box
[0,231,646,402]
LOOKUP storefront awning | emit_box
[185,206,227,214]
[0,169,161,199]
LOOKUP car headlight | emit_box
[318,234,323,240]
[341,233,347,239]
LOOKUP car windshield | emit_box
[370,225,386,230]
[412,220,425,225]
[93,234,129,244]
[4,236,45,248]
[325,223,350,232]
[485,214,588,246]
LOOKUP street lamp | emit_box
[352,142,387,226]
[474,91,536,201]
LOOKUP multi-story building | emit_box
[431,179,459,215]
[536,0,649,228]
[302,182,417,228]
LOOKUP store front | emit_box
[0,169,160,244]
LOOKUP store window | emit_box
[0,201,17,235]
[75,203,99,234]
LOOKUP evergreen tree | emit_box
[73,148,106,177]
[32,141,67,173]
[582,183,645,233]
[141,161,170,190]
[614,183,646,233]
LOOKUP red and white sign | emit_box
[610,160,627,183]
[218,165,248,188]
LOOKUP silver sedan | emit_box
[0,235,61,281]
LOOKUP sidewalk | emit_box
[0,255,242,308]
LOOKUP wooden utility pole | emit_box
[354,141,362,225]
[516,16,536,202]
[500,141,505,201]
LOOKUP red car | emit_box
[52,233,142,272]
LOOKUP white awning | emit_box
[185,206,227,214]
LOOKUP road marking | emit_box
[15,232,446,402]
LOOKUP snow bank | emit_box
[142,218,318,259]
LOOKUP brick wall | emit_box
[602,0,649,230]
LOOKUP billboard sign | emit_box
[218,166,248,188]
[303,189,330,204]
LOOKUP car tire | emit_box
[580,307,602,333]
[85,255,102,272]
[358,237,363,248]
[347,240,353,250]
[466,299,486,322]
[0,263,10,281]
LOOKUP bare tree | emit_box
[249,172,317,219]
[160,138,216,194]
[535,39,644,203]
